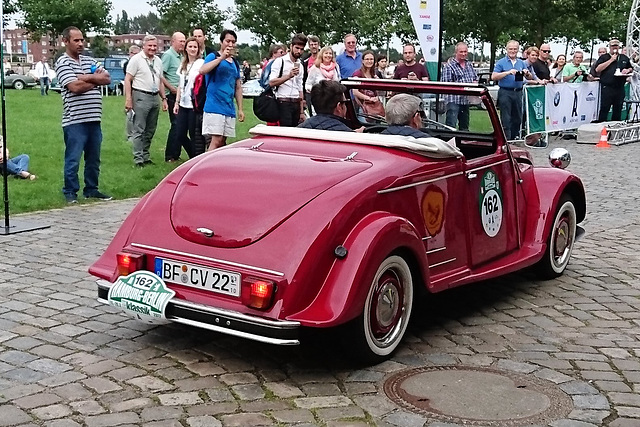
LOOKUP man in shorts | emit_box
[198,29,245,150]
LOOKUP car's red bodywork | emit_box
[90,80,586,360]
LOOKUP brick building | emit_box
[2,29,171,66]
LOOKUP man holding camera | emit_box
[492,40,531,140]
[593,39,632,122]
[562,51,588,82]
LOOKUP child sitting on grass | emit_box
[0,136,37,180]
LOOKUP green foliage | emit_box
[149,0,224,37]
[1,90,261,214]
[236,44,260,65]
[129,12,162,34]
[90,35,110,58]
[16,0,112,40]
[234,0,359,47]
[114,10,130,35]
[358,0,416,48]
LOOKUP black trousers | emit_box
[277,100,301,127]
[164,93,180,160]
[173,107,197,159]
[598,85,625,122]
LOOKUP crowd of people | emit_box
[29,26,629,204]
[490,39,632,139]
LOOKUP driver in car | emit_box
[298,80,362,132]
[381,94,430,138]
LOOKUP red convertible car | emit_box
[90,79,586,363]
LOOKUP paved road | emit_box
[0,139,638,427]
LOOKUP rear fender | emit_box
[88,192,152,282]
[288,212,428,327]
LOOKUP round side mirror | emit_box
[524,132,548,149]
[549,147,571,169]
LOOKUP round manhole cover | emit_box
[384,366,573,426]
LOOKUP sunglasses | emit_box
[541,50,551,53]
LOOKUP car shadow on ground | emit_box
[123,270,540,371]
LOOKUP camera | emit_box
[514,70,523,81]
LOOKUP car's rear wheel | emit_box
[346,255,414,364]
[13,80,25,90]
[536,195,577,279]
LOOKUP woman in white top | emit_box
[305,47,341,92]
[173,37,204,159]
[305,47,341,114]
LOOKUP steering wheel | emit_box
[363,125,387,133]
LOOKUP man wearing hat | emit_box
[593,39,632,121]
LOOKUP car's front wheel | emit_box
[13,80,25,90]
[346,255,414,364]
[536,195,577,279]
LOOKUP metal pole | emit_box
[1,0,10,230]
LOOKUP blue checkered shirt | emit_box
[441,58,478,104]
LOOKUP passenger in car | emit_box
[381,94,430,138]
[298,80,360,132]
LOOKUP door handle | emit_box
[466,172,477,180]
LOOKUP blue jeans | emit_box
[40,77,50,95]
[63,122,102,197]
[6,154,29,175]
[445,103,470,131]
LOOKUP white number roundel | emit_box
[481,189,502,237]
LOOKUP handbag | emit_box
[360,98,385,117]
[253,59,284,122]
[253,87,281,122]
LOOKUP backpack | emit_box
[259,59,275,89]
[191,51,240,114]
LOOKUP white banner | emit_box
[406,0,440,79]
[545,82,600,131]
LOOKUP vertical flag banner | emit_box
[406,0,441,80]
[526,86,546,133]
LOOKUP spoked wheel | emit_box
[346,255,414,364]
[536,195,577,279]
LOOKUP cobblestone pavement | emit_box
[0,139,638,427]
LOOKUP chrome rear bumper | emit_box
[97,279,300,345]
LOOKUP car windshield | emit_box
[342,79,495,136]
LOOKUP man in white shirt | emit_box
[269,33,307,127]
[35,57,51,95]
[124,35,168,167]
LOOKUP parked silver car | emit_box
[2,72,37,90]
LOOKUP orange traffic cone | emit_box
[596,127,611,148]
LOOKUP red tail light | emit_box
[116,252,145,276]
[242,278,276,310]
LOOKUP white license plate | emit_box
[154,258,241,297]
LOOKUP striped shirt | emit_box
[56,54,102,127]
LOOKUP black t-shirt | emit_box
[531,60,550,80]
[594,53,631,87]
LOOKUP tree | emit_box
[234,0,358,47]
[359,0,416,51]
[90,34,110,57]
[129,12,162,34]
[443,0,521,70]
[114,10,130,35]
[149,0,224,36]
[16,0,112,41]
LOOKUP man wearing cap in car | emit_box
[593,39,632,121]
